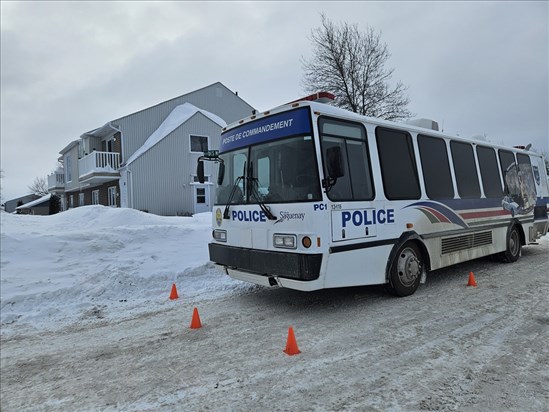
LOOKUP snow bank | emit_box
[0,206,250,335]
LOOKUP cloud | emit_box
[1,1,547,200]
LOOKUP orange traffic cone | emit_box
[283,327,301,356]
[169,283,179,300]
[467,271,477,287]
[190,307,202,329]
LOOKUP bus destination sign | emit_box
[220,107,312,152]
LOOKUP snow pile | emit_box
[0,206,249,335]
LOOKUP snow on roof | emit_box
[81,122,120,139]
[123,103,227,167]
[16,193,52,209]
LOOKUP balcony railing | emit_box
[79,151,120,181]
[47,171,65,190]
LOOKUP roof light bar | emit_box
[286,92,335,105]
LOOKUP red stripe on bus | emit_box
[460,210,511,219]
[424,207,451,223]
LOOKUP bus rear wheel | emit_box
[388,242,423,297]
[499,225,521,263]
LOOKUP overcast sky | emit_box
[1,1,547,201]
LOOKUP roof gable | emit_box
[122,102,226,167]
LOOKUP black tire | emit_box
[499,224,522,263]
[388,242,424,297]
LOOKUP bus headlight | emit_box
[213,229,227,242]
[273,234,297,249]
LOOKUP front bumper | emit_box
[209,243,322,281]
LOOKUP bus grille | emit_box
[441,231,492,255]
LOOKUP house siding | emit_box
[3,195,40,213]
[63,145,81,192]
[115,83,253,164]
[53,82,253,216]
[66,181,120,208]
[127,112,221,215]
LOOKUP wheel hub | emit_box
[397,249,421,287]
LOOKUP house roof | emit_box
[59,140,80,155]
[122,102,226,167]
[16,194,52,209]
[81,122,121,139]
[82,82,254,138]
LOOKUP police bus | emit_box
[197,93,549,296]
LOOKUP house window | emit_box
[193,175,209,183]
[78,193,85,206]
[190,135,209,153]
[65,155,72,183]
[92,190,100,205]
[69,195,74,209]
[196,188,206,204]
[108,186,117,207]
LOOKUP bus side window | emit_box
[319,117,374,201]
[498,150,517,196]
[418,134,454,199]
[322,137,352,199]
[476,146,503,198]
[376,127,421,200]
[516,153,537,212]
[450,141,481,199]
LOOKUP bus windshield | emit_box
[216,135,322,205]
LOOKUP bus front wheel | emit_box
[388,242,423,297]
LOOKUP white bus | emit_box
[197,93,549,296]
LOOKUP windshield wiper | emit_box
[248,176,277,220]
[223,175,244,219]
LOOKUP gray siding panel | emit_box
[64,145,81,192]
[127,113,221,215]
[116,83,254,164]
[58,82,253,216]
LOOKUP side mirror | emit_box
[197,160,205,184]
[326,146,345,179]
[217,162,225,186]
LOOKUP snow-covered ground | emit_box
[1,206,548,411]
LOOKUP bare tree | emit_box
[28,176,49,196]
[302,14,413,121]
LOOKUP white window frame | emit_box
[69,195,74,209]
[65,155,72,183]
[190,135,209,153]
[192,175,209,183]
[108,186,117,207]
[92,190,100,205]
[195,187,207,205]
[78,193,85,207]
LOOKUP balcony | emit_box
[47,171,65,192]
[79,151,120,185]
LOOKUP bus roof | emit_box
[221,100,543,157]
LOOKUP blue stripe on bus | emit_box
[220,107,312,152]
[438,198,503,210]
